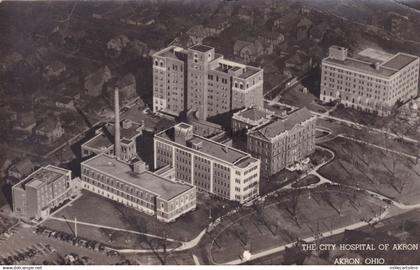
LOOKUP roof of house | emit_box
[85,66,111,89]
[36,117,61,133]
[250,107,314,140]
[82,154,193,201]
[10,158,34,174]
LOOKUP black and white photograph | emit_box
[0,0,420,268]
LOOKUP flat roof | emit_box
[237,66,261,79]
[381,53,418,71]
[83,154,193,200]
[234,107,272,122]
[154,46,186,61]
[323,57,397,77]
[156,124,255,168]
[14,165,69,190]
[189,44,213,53]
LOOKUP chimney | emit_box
[114,88,121,159]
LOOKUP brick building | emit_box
[152,44,264,119]
[12,165,73,220]
[80,153,196,222]
[321,46,419,116]
[154,123,260,204]
[247,107,316,177]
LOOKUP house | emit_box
[283,51,313,77]
[310,21,330,43]
[296,17,313,41]
[84,66,112,97]
[43,61,66,80]
[258,31,285,47]
[233,39,264,63]
[8,158,35,180]
[237,6,255,24]
[34,117,65,144]
[107,35,130,55]
[106,73,137,105]
[55,96,76,110]
[170,33,195,48]
[273,12,299,31]
[186,25,214,45]
[14,112,37,134]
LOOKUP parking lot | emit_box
[0,226,121,265]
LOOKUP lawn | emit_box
[319,137,420,204]
[50,190,236,244]
[279,87,327,114]
[209,185,386,263]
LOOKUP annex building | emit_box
[321,45,419,116]
[80,153,196,222]
[12,165,73,220]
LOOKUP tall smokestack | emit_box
[114,88,121,159]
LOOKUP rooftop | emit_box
[234,106,273,122]
[157,123,256,168]
[83,121,142,151]
[154,46,186,61]
[14,165,70,190]
[82,154,193,200]
[189,44,214,53]
[381,53,418,71]
[250,107,314,140]
[238,66,262,79]
[324,50,418,78]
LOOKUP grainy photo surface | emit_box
[0,0,420,267]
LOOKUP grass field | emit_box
[209,185,386,263]
[319,137,420,204]
[48,190,236,245]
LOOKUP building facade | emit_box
[154,123,260,204]
[80,153,196,222]
[247,107,316,177]
[81,119,142,162]
[321,46,419,116]
[12,165,73,220]
[152,44,264,119]
[232,106,275,133]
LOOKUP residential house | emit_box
[107,35,130,55]
[55,96,76,111]
[34,117,65,144]
[233,39,264,64]
[283,51,313,77]
[296,17,313,41]
[186,25,215,45]
[310,21,330,43]
[8,158,35,180]
[43,61,66,80]
[84,66,112,97]
[14,112,37,134]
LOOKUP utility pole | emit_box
[75,217,78,238]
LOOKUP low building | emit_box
[154,123,260,204]
[34,117,64,144]
[55,96,76,111]
[80,153,196,222]
[12,165,73,220]
[233,39,264,64]
[8,158,35,180]
[43,61,66,80]
[247,107,316,177]
[81,119,143,162]
[14,112,37,134]
[232,106,275,133]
